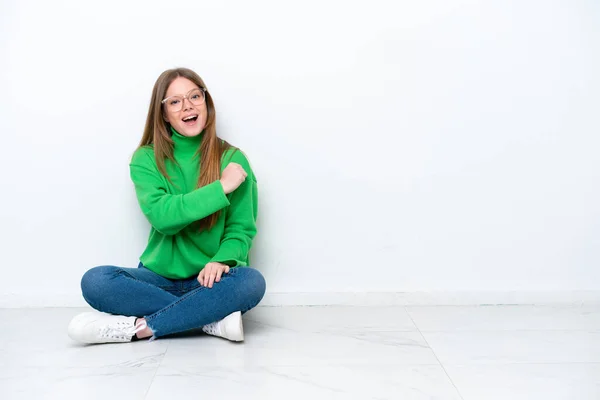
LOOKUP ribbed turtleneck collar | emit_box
[170,126,203,156]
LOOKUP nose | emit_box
[182,97,194,111]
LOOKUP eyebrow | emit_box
[165,88,200,98]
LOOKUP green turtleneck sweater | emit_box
[129,127,258,279]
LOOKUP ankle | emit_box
[134,318,153,339]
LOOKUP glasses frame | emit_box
[161,87,207,112]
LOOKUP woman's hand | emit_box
[220,163,247,194]
[197,262,230,288]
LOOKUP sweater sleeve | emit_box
[129,148,230,236]
[210,152,258,266]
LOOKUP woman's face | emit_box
[163,77,208,137]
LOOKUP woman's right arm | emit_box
[129,149,230,236]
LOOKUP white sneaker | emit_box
[68,311,145,344]
[202,311,244,342]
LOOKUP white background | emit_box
[1,0,599,305]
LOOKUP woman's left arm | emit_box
[209,153,258,266]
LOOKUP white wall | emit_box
[1,0,599,306]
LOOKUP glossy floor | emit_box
[1,305,599,399]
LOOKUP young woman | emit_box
[67,67,266,344]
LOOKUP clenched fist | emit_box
[220,162,247,194]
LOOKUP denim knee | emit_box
[80,266,119,306]
[240,267,267,307]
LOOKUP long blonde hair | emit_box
[138,67,235,230]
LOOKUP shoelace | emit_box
[99,320,148,340]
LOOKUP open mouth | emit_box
[182,114,199,125]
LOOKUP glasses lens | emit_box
[189,89,205,106]
[166,96,183,112]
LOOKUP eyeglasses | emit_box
[161,88,207,112]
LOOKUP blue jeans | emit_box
[80,263,266,338]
